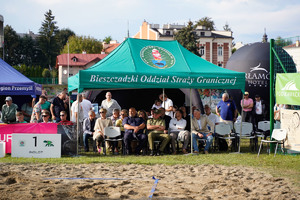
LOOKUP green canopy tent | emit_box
[68,38,246,154]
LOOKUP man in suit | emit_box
[191,109,215,154]
[83,110,97,152]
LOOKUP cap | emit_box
[244,91,249,95]
[153,109,161,114]
[5,96,12,101]
[255,94,260,98]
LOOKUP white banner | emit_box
[281,109,300,153]
[12,134,61,158]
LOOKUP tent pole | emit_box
[162,89,165,109]
[76,93,79,156]
[209,89,212,108]
[238,94,245,153]
[190,88,193,154]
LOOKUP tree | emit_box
[60,35,103,54]
[103,36,112,44]
[56,28,76,51]
[42,68,51,78]
[19,35,36,66]
[275,36,293,47]
[3,25,21,66]
[196,17,215,30]
[223,22,231,32]
[174,21,200,56]
[38,9,59,69]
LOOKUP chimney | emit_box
[296,40,299,47]
[82,50,86,54]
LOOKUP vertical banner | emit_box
[276,73,300,105]
[281,109,300,153]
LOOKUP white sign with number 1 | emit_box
[12,134,61,158]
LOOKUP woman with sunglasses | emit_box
[93,108,113,154]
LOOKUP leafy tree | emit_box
[174,21,200,56]
[51,69,58,78]
[223,22,231,31]
[275,36,293,47]
[56,28,76,51]
[196,17,215,30]
[38,9,59,69]
[42,68,51,78]
[19,35,36,66]
[60,35,103,54]
[103,36,112,44]
[3,25,20,65]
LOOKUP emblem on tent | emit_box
[281,80,299,91]
[140,46,175,69]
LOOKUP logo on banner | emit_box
[250,63,268,73]
[44,140,54,147]
[19,141,25,147]
[140,46,175,69]
[281,80,299,91]
[246,62,269,87]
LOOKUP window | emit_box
[218,46,223,56]
[200,32,205,36]
[218,63,222,67]
[199,46,205,57]
[166,31,170,35]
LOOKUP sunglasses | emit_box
[60,114,65,116]
[100,112,105,113]
[42,115,49,117]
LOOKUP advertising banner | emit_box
[281,109,300,153]
[0,123,57,153]
[276,73,300,106]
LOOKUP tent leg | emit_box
[190,88,193,154]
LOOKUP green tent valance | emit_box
[68,38,245,92]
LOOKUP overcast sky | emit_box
[1,0,299,44]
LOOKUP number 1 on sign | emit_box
[33,136,37,147]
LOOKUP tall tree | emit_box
[275,36,293,47]
[223,22,231,31]
[38,9,59,69]
[103,36,112,44]
[174,21,200,56]
[60,35,103,54]
[56,28,76,51]
[3,25,21,65]
[196,17,215,30]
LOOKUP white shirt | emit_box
[162,98,173,118]
[71,100,84,123]
[101,99,121,117]
[81,99,92,119]
[169,118,187,131]
[255,101,262,115]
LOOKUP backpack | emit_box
[218,138,228,151]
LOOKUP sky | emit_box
[1,0,300,44]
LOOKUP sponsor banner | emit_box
[281,109,300,153]
[0,123,57,153]
[276,73,300,105]
[12,134,61,158]
[57,125,77,156]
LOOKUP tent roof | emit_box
[0,58,42,95]
[69,38,245,92]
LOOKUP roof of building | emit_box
[104,43,120,54]
[56,53,107,68]
[284,43,299,48]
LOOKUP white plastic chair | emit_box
[104,126,123,155]
[257,129,287,157]
[256,121,270,139]
[234,122,255,151]
[215,123,235,151]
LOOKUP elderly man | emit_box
[110,108,121,126]
[159,93,174,118]
[50,91,67,122]
[1,96,18,124]
[83,110,97,152]
[147,109,170,156]
[192,109,215,154]
[123,107,146,155]
[101,92,121,117]
[216,93,237,126]
[204,104,219,130]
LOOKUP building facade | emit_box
[133,21,233,67]
[55,53,107,84]
[283,40,300,72]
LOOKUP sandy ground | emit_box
[0,163,299,200]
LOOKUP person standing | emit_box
[216,93,237,126]
[50,92,67,122]
[159,93,174,118]
[81,93,93,119]
[240,91,253,123]
[71,94,84,124]
[100,92,121,117]
[253,94,267,131]
[1,96,18,124]
[30,95,47,123]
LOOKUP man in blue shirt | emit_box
[216,93,237,123]
[123,107,147,155]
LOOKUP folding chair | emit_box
[215,123,235,151]
[104,126,123,155]
[256,121,270,140]
[234,122,255,151]
[257,129,287,157]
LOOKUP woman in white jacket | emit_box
[169,110,190,154]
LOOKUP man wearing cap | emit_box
[253,94,267,130]
[241,91,253,123]
[147,109,170,156]
[1,96,18,124]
